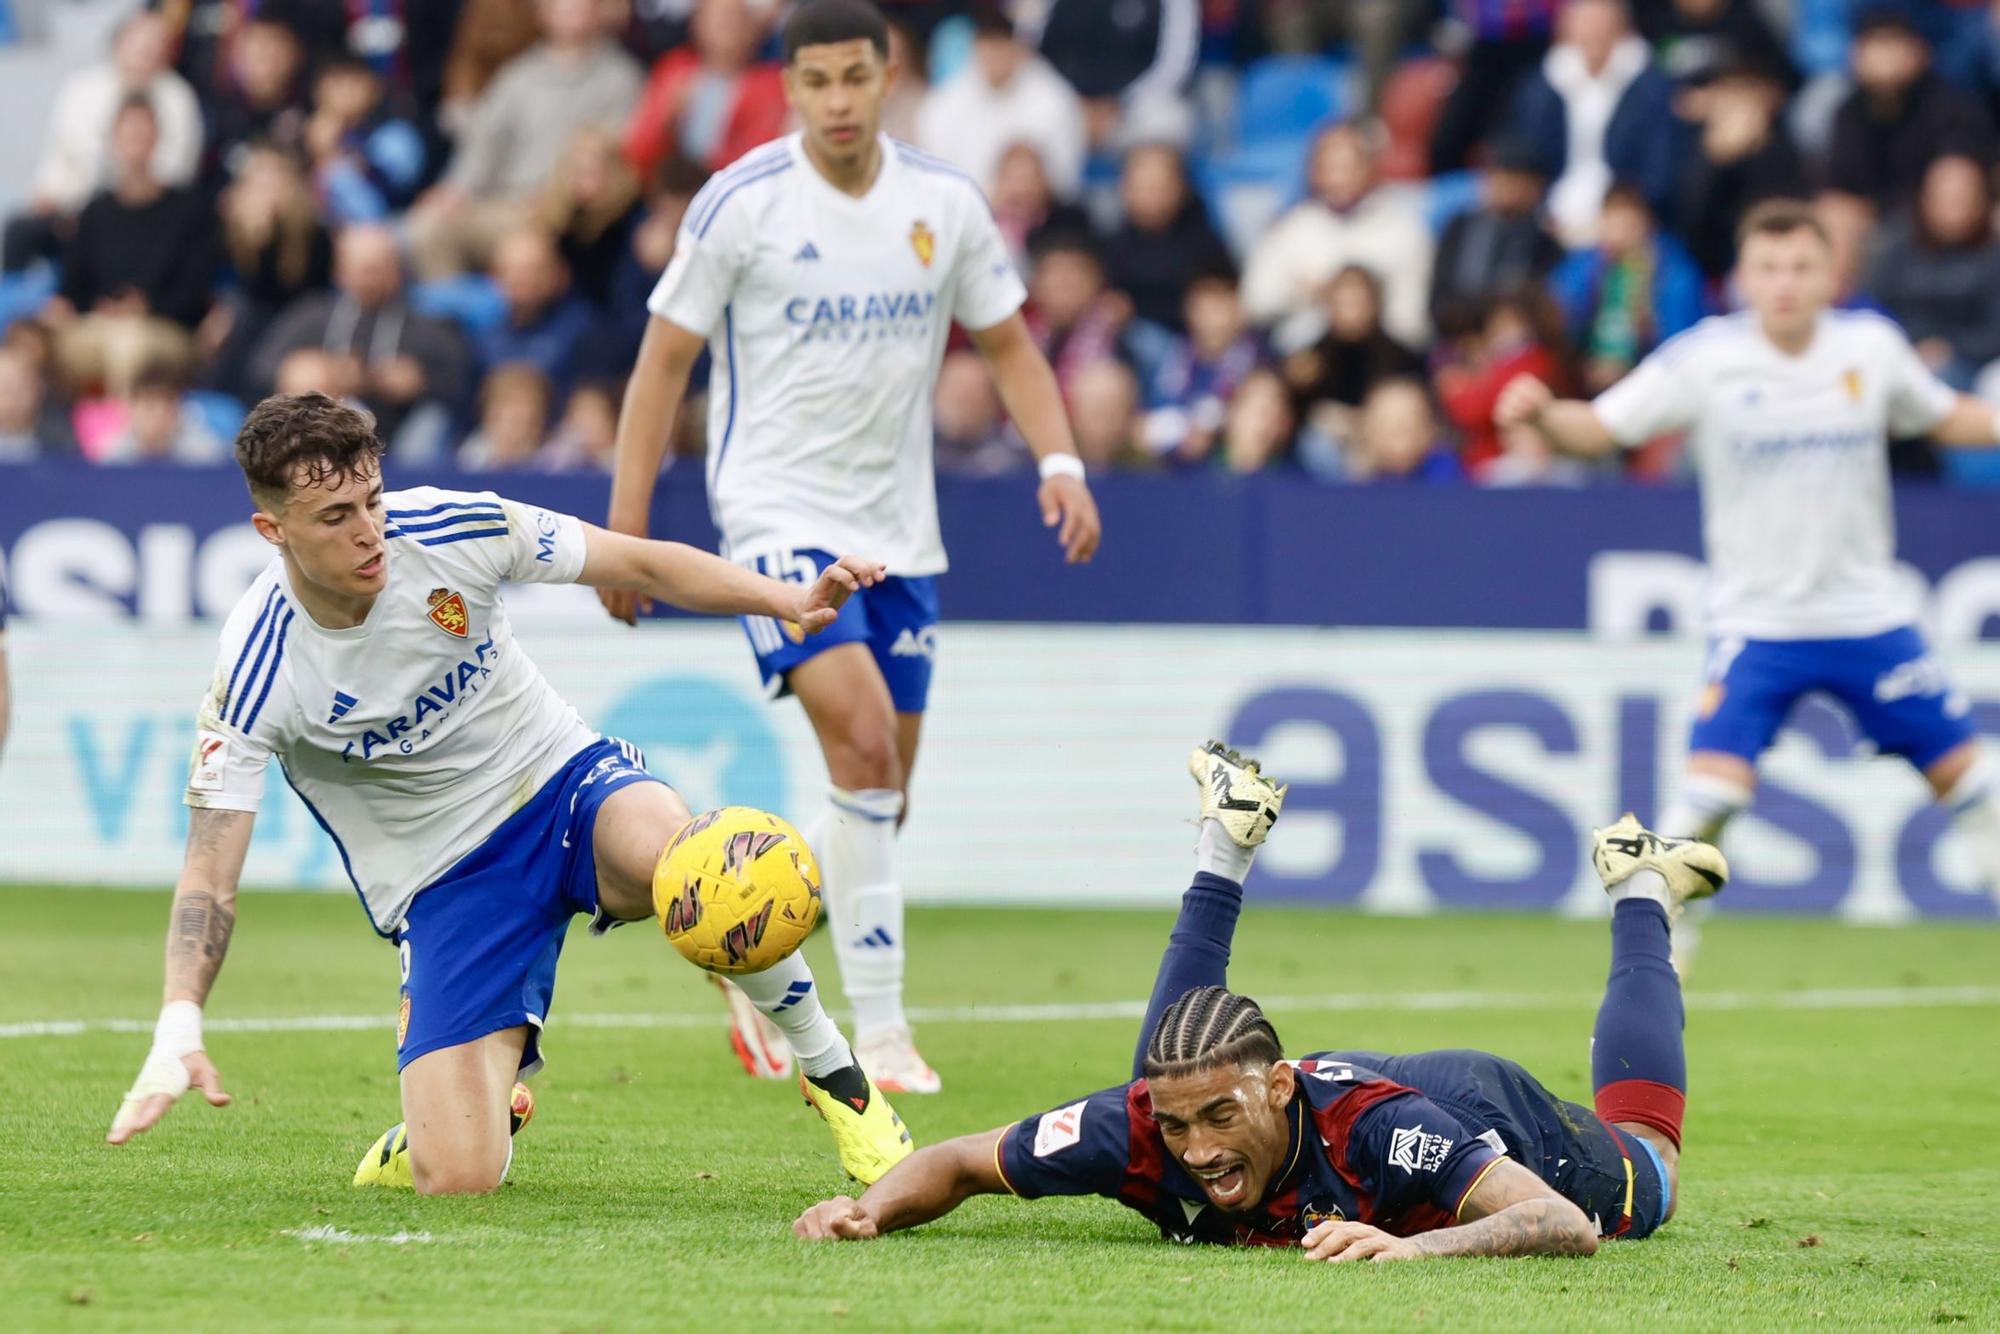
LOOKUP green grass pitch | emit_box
[3,886,1996,1332]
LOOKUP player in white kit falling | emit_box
[603,0,1101,1093]
[105,393,915,1192]
[1496,199,2000,956]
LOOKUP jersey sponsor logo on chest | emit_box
[335,634,497,763]
[782,289,938,343]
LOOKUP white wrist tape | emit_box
[110,1003,203,1136]
[153,1000,204,1057]
[1038,453,1086,482]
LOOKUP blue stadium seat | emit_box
[410,276,505,336]
[1193,139,1311,256]
[186,391,246,443]
[1234,55,1347,148]
[1791,0,1851,78]
[0,265,55,333]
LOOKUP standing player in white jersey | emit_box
[603,0,1101,1093]
[1496,199,2000,952]
[104,393,915,1193]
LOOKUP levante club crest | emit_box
[910,219,935,268]
[426,587,469,638]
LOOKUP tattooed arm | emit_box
[165,808,252,1004]
[1302,1161,1599,1261]
[108,808,255,1143]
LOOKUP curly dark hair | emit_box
[234,392,385,508]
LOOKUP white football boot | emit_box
[1590,813,1730,920]
[855,1025,942,1095]
[1188,740,1288,847]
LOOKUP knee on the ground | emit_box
[410,1148,508,1195]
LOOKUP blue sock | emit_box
[1133,872,1243,1078]
[1591,898,1688,1146]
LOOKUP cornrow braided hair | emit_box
[1142,986,1284,1079]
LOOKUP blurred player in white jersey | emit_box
[1497,199,2000,955]
[106,393,915,1193]
[603,0,1100,1093]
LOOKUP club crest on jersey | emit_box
[426,587,469,638]
[1302,1204,1346,1228]
[909,219,935,268]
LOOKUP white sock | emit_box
[822,785,907,1042]
[733,953,852,1078]
[1658,771,1752,842]
[1942,755,2000,894]
[1610,867,1672,908]
[1196,819,1256,882]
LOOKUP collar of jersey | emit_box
[280,553,392,640]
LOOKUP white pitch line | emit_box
[3,984,1997,1041]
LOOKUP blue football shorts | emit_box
[1688,627,1975,771]
[393,737,664,1077]
[737,547,940,714]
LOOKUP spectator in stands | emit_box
[477,229,597,395]
[407,0,644,277]
[203,19,309,188]
[1024,231,1131,405]
[1670,55,1805,281]
[44,98,215,398]
[915,10,1086,198]
[934,349,1026,476]
[439,0,543,137]
[1864,155,2000,392]
[6,13,202,274]
[1097,144,1232,333]
[626,0,785,180]
[1344,378,1464,484]
[1033,0,1199,149]
[1431,0,1558,173]
[1509,0,1681,246]
[1429,138,1562,336]
[1633,0,1796,91]
[2,322,79,455]
[208,146,336,397]
[1550,183,1705,395]
[1825,7,1995,218]
[542,379,622,470]
[250,224,469,453]
[1436,289,1570,476]
[1240,123,1431,351]
[1218,369,1295,474]
[0,349,56,462]
[1138,270,1263,465]
[587,154,707,370]
[880,18,928,143]
[153,0,371,92]
[100,364,227,465]
[1279,264,1424,458]
[459,362,554,469]
[538,128,646,310]
[307,57,435,224]
[1070,360,1142,471]
[1258,0,1427,114]
[990,143,1089,272]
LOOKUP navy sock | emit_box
[1133,872,1243,1078]
[1591,898,1688,1146]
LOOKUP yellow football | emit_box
[652,806,821,974]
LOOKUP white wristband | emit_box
[1038,453,1086,482]
[154,1000,204,1057]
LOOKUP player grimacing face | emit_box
[253,463,391,606]
[1148,1060,1298,1213]
[784,39,897,167]
[1736,227,1837,346]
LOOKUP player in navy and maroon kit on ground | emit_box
[796,742,1727,1259]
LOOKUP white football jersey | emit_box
[647,133,1027,576]
[1594,310,1957,639]
[184,487,598,934]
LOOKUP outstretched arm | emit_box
[966,314,1101,564]
[577,525,884,633]
[601,317,708,623]
[107,807,254,1143]
[1493,374,1621,458]
[1302,1159,1599,1261]
[795,1128,1011,1240]
[1928,394,2000,449]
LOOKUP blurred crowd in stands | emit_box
[3,0,2000,486]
